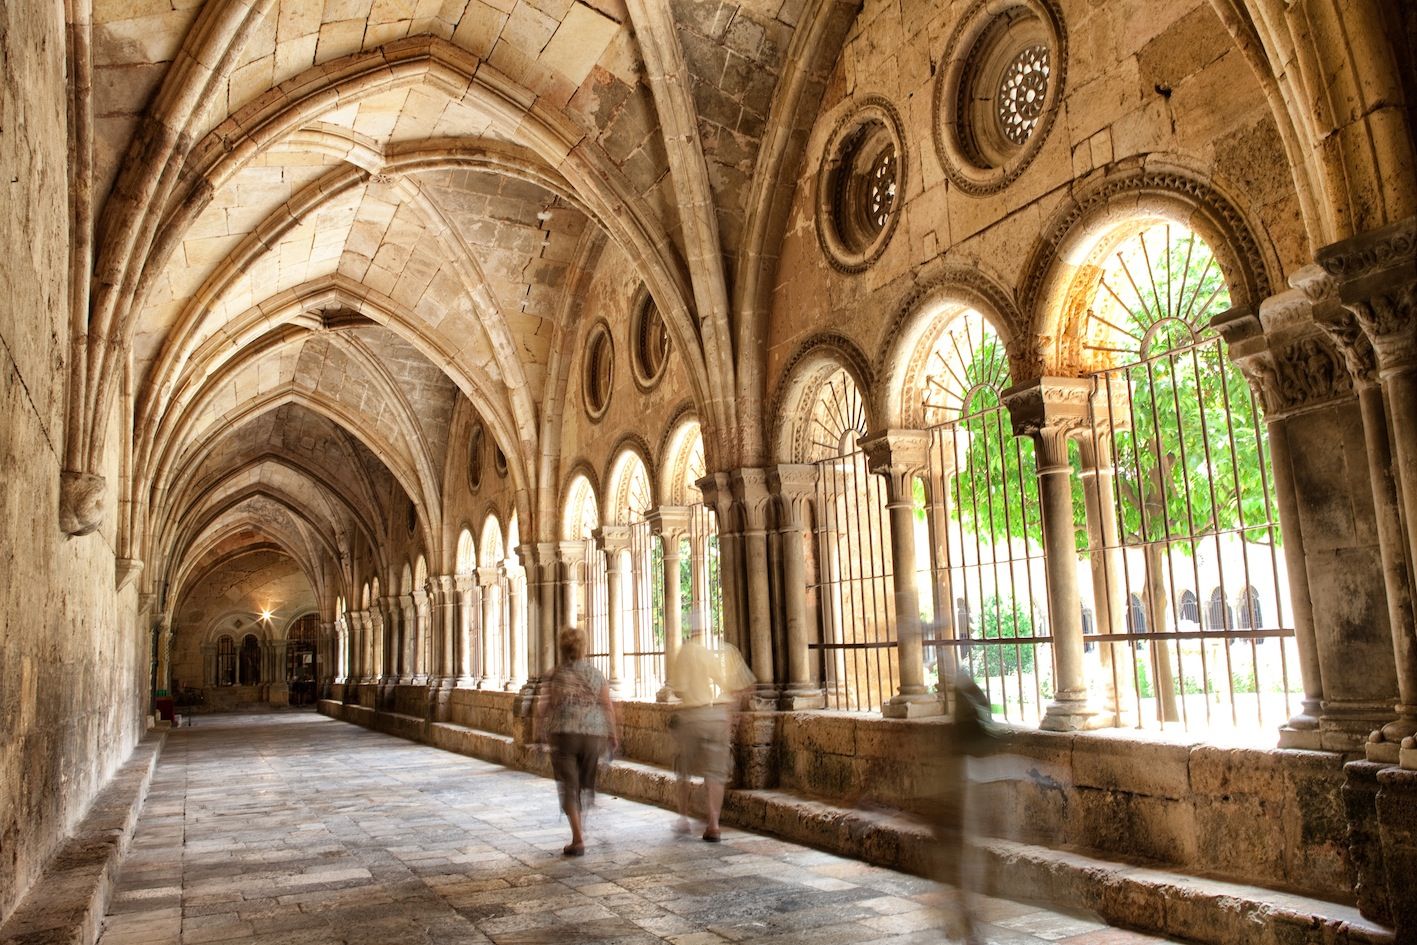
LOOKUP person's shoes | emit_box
[672,818,692,836]
[562,843,585,857]
[701,830,721,843]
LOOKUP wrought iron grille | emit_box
[924,405,1054,725]
[583,537,611,681]
[627,519,665,699]
[1079,223,1299,733]
[810,440,898,712]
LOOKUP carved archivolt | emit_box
[769,333,875,464]
[1018,163,1276,372]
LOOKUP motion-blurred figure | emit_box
[931,667,1003,945]
[533,627,619,856]
[667,614,755,842]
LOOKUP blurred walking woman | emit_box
[534,627,618,856]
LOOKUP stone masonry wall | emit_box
[0,2,147,923]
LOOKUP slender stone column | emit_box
[504,561,527,689]
[1076,426,1126,721]
[399,595,417,683]
[771,464,825,710]
[697,473,744,651]
[597,526,630,698]
[1004,379,1094,731]
[558,540,588,629]
[154,613,173,696]
[408,586,427,682]
[731,469,778,706]
[534,542,561,672]
[350,611,367,684]
[1217,294,1396,750]
[649,508,690,701]
[319,620,335,698]
[477,566,503,688]
[377,597,397,685]
[429,576,456,685]
[201,643,216,688]
[1317,221,1417,769]
[921,461,960,704]
[267,638,289,704]
[456,575,478,686]
[861,431,941,719]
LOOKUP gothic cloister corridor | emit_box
[4,0,1417,941]
[94,713,1170,945]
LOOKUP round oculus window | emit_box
[631,294,670,389]
[583,323,613,421]
[468,424,485,491]
[933,0,1065,196]
[815,98,906,273]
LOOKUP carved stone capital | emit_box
[476,566,501,588]
[1317,217,1417,373]
[1213,300,1355,417]
[730,467,772,530]
[859,430,929,500]
[1002,377,1089,467]
[594,524,631,555]
[694,471,731,510]
[59,470,106,536]
[454,574,476,594]
[647,506,690,542]
[769,464,817,529]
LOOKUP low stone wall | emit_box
[321,686,1353,902]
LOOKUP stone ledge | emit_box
[0,732,166,945]
[319,700,1389,945]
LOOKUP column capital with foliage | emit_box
[1317,216,1417,374]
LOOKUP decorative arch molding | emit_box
[203,611,272,647]
[159,387,438,553]
[656,402,701,506]
[560,463,603,542]
[873,261,1023,429]
[537,228,608,543]
[1018,160,1278,376]
[768,332,876,464]
[602,434,657,526]
[479,511,506,564]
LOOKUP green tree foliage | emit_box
[972,595,1036,676]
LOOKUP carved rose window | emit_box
[934,0,1065,195]
[816,100,906,273]
[996,44,1050,146]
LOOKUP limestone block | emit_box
[1074,786,1198,865]
[1072,734,1193,799]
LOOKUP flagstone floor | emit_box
[96,712,1190,945]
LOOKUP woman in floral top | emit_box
[534,627,618,856]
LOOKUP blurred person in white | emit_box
[667,611,755,842]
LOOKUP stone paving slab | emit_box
[95,713,1191,945]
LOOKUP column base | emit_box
[779,687,825,711]
[478,676,504,691]
[1402,736,1417,770]
[454,675,477,689]
[512,681,538,718]
[882,693,943,719]
[1278,725,1325,750]
[745,684,780,712]
[655,685,680,704]
[1365,710,1417,764]
[1320,700,1395,752]
[1039,693,1095,732]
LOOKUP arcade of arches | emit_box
[2,0,1415,942]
